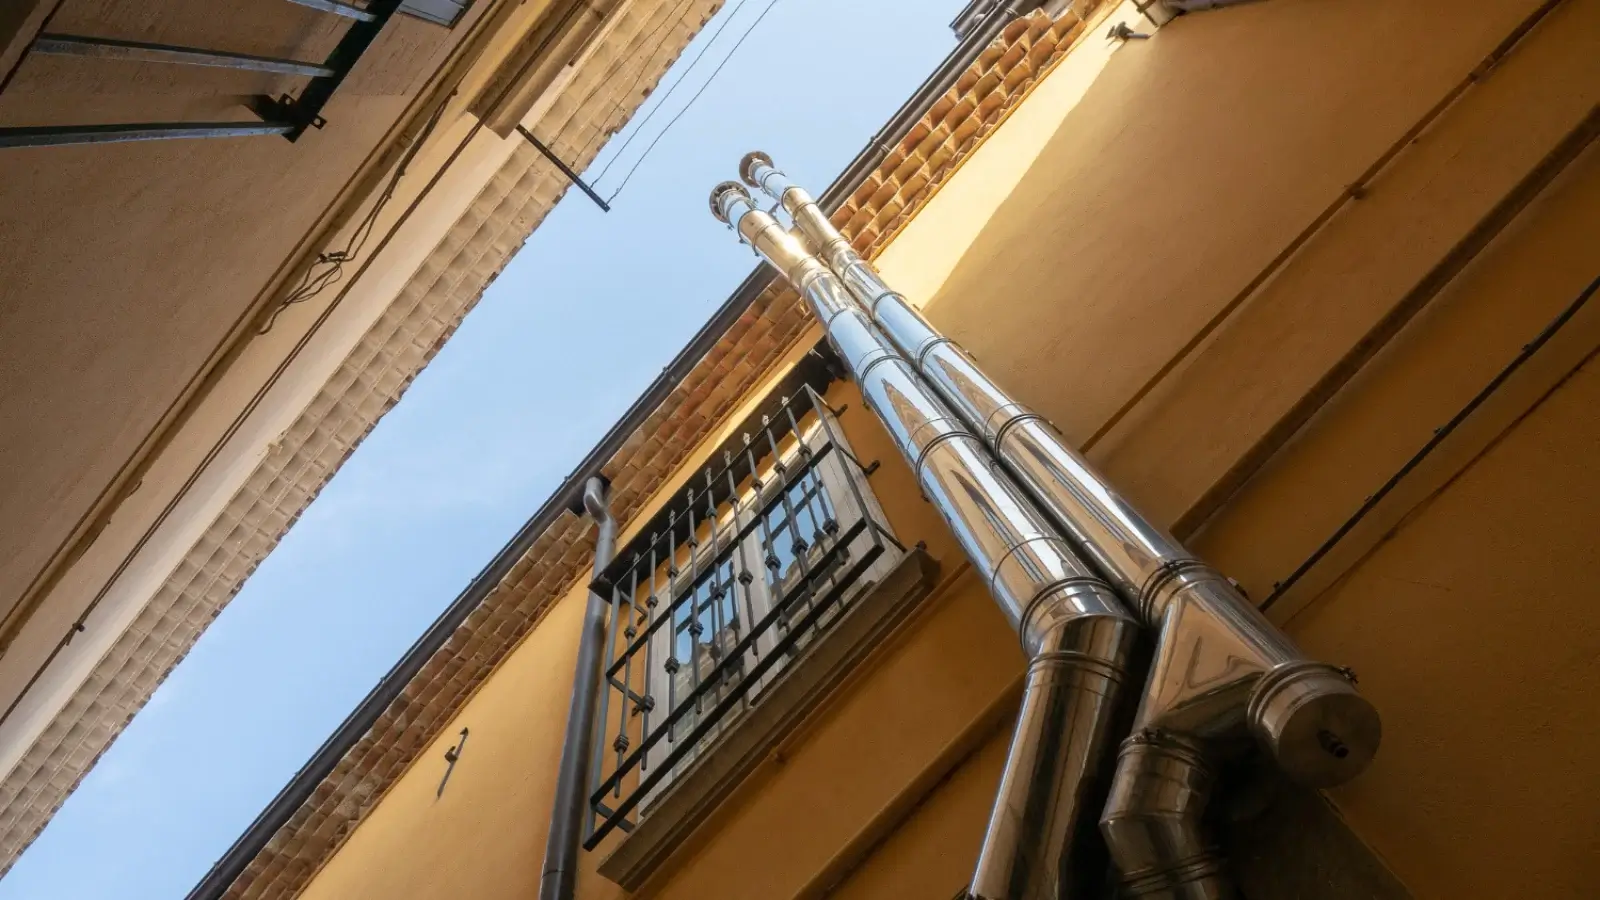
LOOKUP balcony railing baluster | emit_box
[681,486,704,730]
[639,537,659,773]
[724,450,760,709]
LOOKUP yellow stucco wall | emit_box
[828,138,1600,897]
[295,0,1600,897]
[297,573,600,900]
[630,382,1021,900]
[858,0,1600,895]
[1269,340,1600,899]
[1191,135,1600,898]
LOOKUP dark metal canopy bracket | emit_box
[252,0,408,141]
[32,34,336,77]
[0,0,405,149]
[516,124,610,212]
[284,0,382,21]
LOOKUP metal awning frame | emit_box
[0,0,406,149]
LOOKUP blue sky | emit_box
[0,2,962,897]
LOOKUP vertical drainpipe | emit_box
[541,475,617,900]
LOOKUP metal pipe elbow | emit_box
[1100,732,1232,899]
[1020,581,1137,664]
[969,605,1137,900]
[580,476,612,526]
[1141,565,1381,788]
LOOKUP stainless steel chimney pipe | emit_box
[741,154,1380,897]
[713,182,1138,900]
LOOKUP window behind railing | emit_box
[584,383,900,847]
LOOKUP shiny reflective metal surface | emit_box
[713,181,1135,900]
[1248,660,1380,788]
[915,435,1109,641]
[1101,733,1231,899]
[739,154,1194,604]
[1000,418,1184,602]
[1138,566,1296,738]
[971,634,1134,900]
[739,157,1382,895]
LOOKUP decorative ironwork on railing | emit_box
[584,378,900,847]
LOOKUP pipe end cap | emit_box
[739,150,775,187]
[709,181,749,223]
[1249,662,1381,788]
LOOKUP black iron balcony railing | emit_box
[584,379,901,847]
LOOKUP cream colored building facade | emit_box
[0,0,720,876]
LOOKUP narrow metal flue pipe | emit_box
[713,182,1137,900]
[742,154,1380,897]
[540,476,618,900]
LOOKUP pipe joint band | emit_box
[1121,727,1209,764]
[1015,574,1130,656]
[988,409,1045,449]
[1012,569,1107,624]
[910,428,983,489]
[1135,557,1216,625]
[912,334,956,370]
[1026,646,1130,687]
[794,262,834,294]
[854,346,905,382]
[1118,853,1231,899]
[778,183,810,214]
[866,286,907,320]
[1103,731,1231,899]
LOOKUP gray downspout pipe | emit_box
[742,155,1381,898]
[713,182,1138,900]
[540,475,617,900]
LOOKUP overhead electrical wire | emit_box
[600,0,783,202]
[8,0,779,750]
[259,97,451,334]
[589,0,757,185]
[553,0,696,146]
